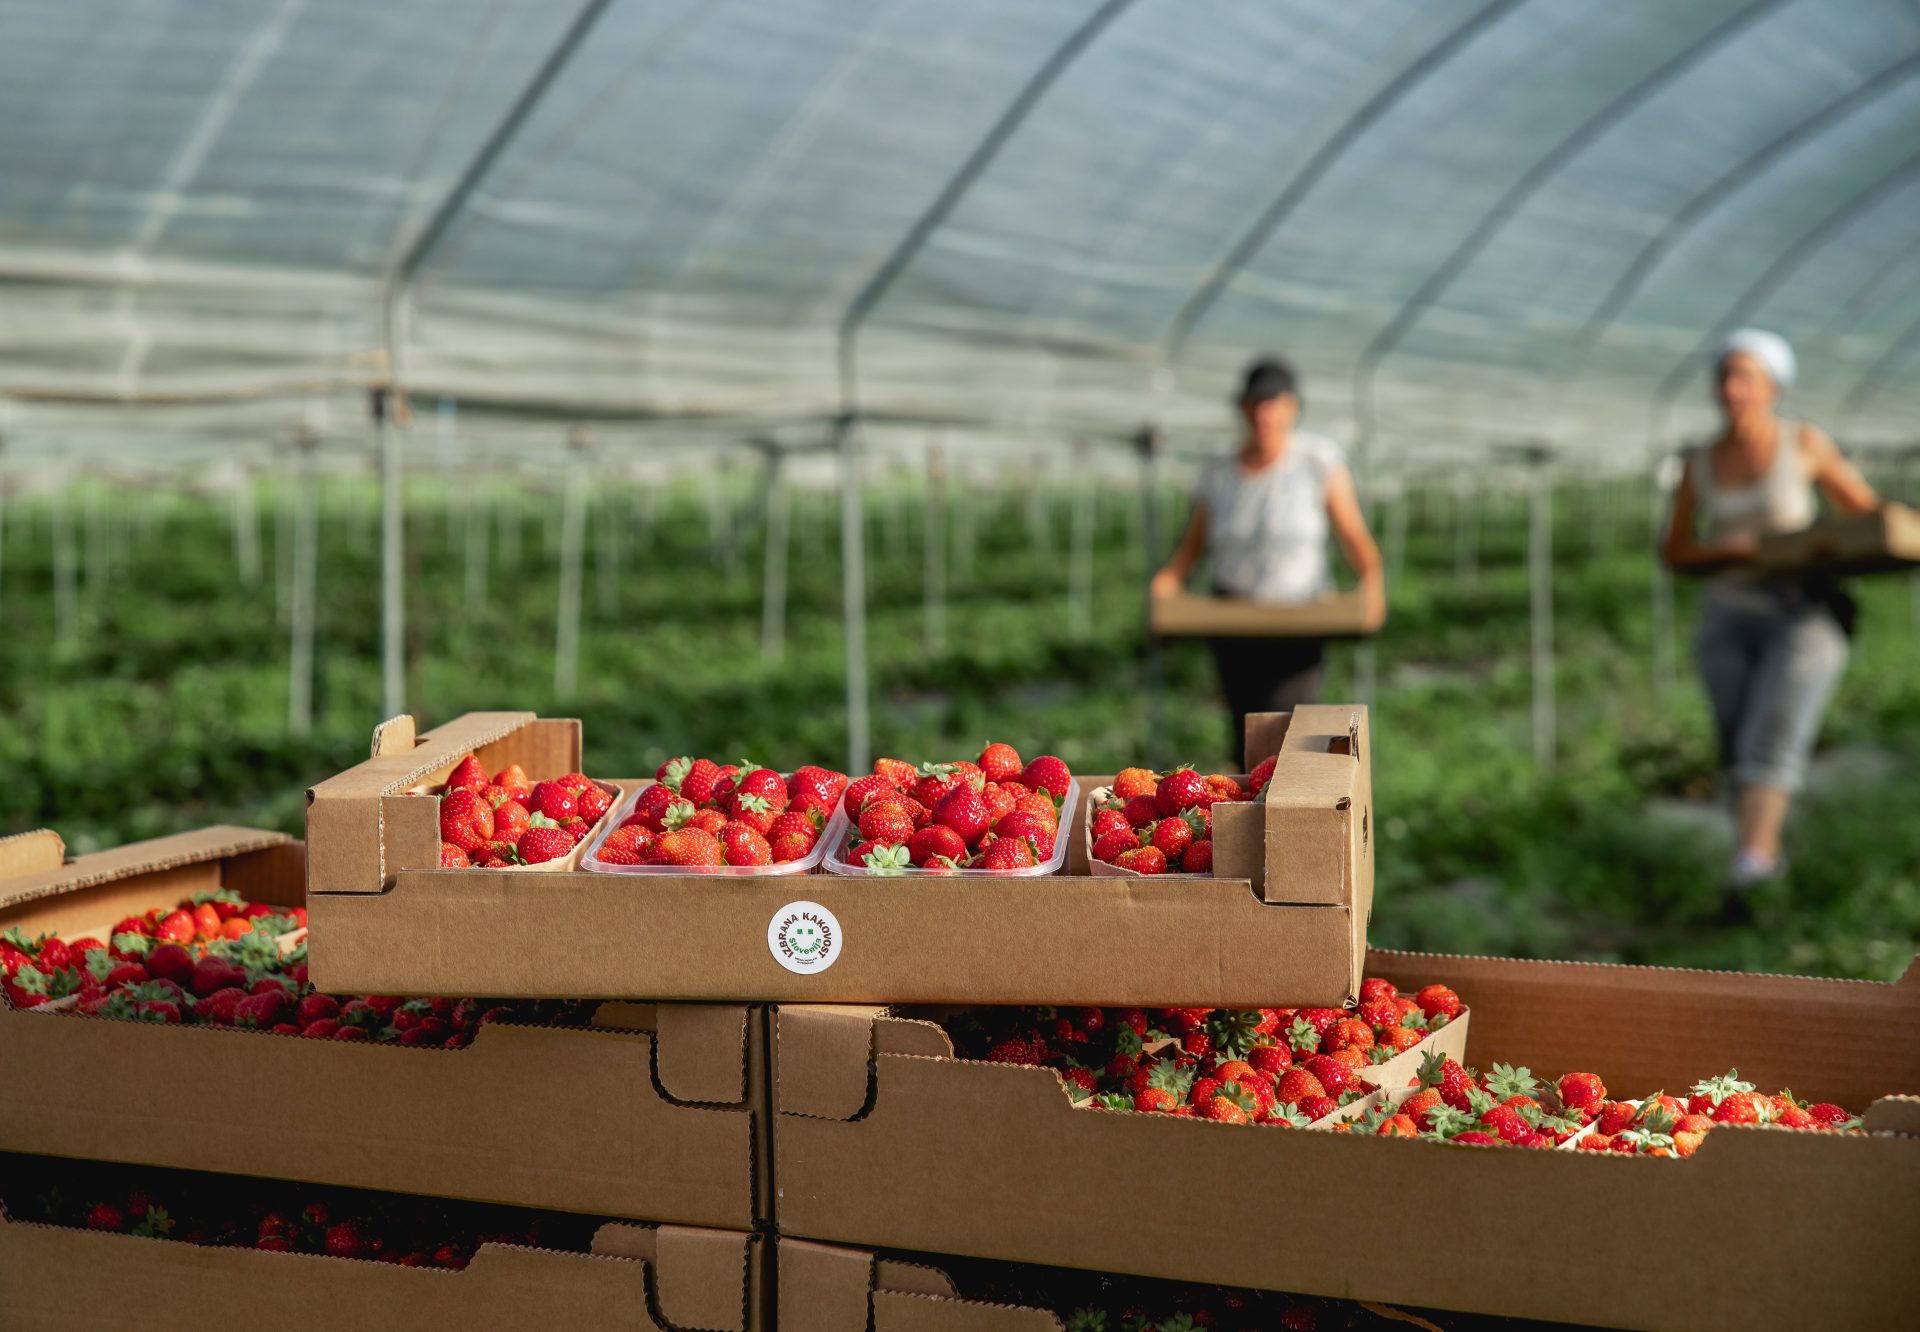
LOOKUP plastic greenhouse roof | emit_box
[3,0,1920,466]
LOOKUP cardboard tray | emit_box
[0,828,766,1230]
[771,949,1920,1331]
[1149,589,1381,639]
[1755,501,1920,575]
[308,708,1371,1007]
[0,1208,766,1332]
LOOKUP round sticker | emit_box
[768,900,842,975]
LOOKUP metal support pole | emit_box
[232,475,262,586]
[554,441,588,699]
[52,485,78,649]
[837,418,871,773]
[761,455,791,663]
[1650,455,1679,693]
[465,478,489,610]
[1026,473,1051,559]
[1069,443,1095,639]
[595,487,620,618]
[84,487,108,595]
[953,479,975,583]
[1140,426,1167,768]
[497,490,521,571]
[1529,458,1556,768]
[1454,473,1478,582]
[376,390,406,718]
[275,474,295,627]
[924,438,946,652]
[288,438,319,735]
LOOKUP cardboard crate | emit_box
[0,1207,765,1332]
[310,709,1370,1007]
[1755,501,1920,575]
[778,1237,1061,1331]
[771,952,1920,1330]
[0,828,765,1229]
[1149,588,1381,639]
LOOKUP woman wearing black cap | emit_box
[1151,358,1384,764]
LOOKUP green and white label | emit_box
[768,900,841,975]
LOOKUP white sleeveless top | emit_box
[1688,421,1815,600]
[1193,430,1344,604]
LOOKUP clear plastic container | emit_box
[824,780,1080,877]
[581,781,846,875]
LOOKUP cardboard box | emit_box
[310,709,1370,1007]
[0,1208,765,1332]
[771,951,1920,1330]
[1149,589,1381,639]
[778,1238,1062,1331]
[0,828,766,1229]
[1756,501,1920,574]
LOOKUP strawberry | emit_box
[1154,768,1207,815]
[985,1036,1045,1065]
[528,781,577,822]
[841,773,898,816]
[154,910,195,945]
[874,757,919,787]
[627,783,678,831]
[914,765,965,810]
[234,989,291,1028]
[516,826,575,865]
[555,771,595,794]
[979,837,1038,870]
[909,824,969,867]
[1711,1091,1768,1125]
[1091,828,1140,864]
[492,764,534,801]
[1121,794,1159,828]
[1301,1053,1352,1096]
[1112,846,1166,874]
[969,741,1019,782]
[1111,767,1158,799]
[439,789,495,853]
[1181,840,1213,873]
[325,1220,374,1259]
[663,757,722,805]
[188,956,245,998]
[86,1203,125,1231]
[1358,976,1398,1003]
[1557,1072,1607,1117]
[1090,808,1132,840]
[684,807,729,835]
[721,824,773,867]
[1274,1068,1326,1105]
[993,811,1056,858]
[1247,754,1278,793]
[979,783,1018,826]
[768,824,819,865]
[652,828,724,867]
[1421,1051,1476,1111]
[573,784,613,824]
[1149,814,1196,863]
[1415,984,1462,1021]
[858,800,919,846]
[487,797,531,843]
[1020,755,1072,800]
[600,824,655,860]
[1199,1093,1252,1123]
[1247,1044,1292,1076]
[439,843,471,869]
[1205,774,1245,802]
[1807,1102,1854,1128]
[932,786,991,846]
[1134,1087,1179,1113]
[446,755,490,792]
[788,766,846,805]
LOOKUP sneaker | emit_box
[1727,849,1783,888]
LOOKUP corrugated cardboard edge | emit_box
[0,830,65,880]
[0,827,293,912]
[1259,704,1366,908]
[656,1226,757,1332]
[656,1004,752,1105]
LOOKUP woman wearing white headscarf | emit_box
[1660,329,1879,893]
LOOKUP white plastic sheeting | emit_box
[3,0,1920,459]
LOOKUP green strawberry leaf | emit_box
[111,932,154,958]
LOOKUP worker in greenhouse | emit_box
[1660,329,1880,894]
[1151,357,1385,765]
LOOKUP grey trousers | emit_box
[1695,587,1849,793]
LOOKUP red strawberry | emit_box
[439,789,494,853]
[446,755,490,792]
[439,842,470,869]
[325,1220,374,1259]
[1155,768,1208,815]
[1090,808,1131,840]
[985,1037,1044,1066]
[486,797,530,843]
[1359,977,1398,1004]
[600,824,656,860]
[842,773,898,816]
[234,990,291,1028]
[1557,1072,1607,1117]
[492,764,534,801]
[1247,1044,1292,1076]
[1112,846,1167,874]
[1274,1068,1326,1106]
[652,828,724,868]
[554,771,595,794]
[1808,1102,1854,1128]
[187,956,245,998]
[979,837,1037,870]
[662,757,721,804]
[721,824,773,867]
[1149,814,1196,863]
[1091,828,1141,864]
[977,742,1024,782]
[1181,840,1213,873]
[1248,755,1278,794]
[154,909,195,945]
[858,800,919,846]
[86,1203,125,1231]
[932,786,991,846]
[193,986,248,1024]
[909,824,969,867]
[1020,756,1072,800]
[528,781,577,822]
[1121,794,1159,828]
[1415,984,1462,1021]
[573,784,613,824]
[1301,1053,1351,1096]
[143,944,194,987]
[627,783,677,832]
[873,757,918,787]
[788,766,846,806]
[516,826,575,865]
[993,811,1056,858]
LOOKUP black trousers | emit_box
[1207,636,1325,769]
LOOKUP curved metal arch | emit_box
[1646,141,1920,442]
[835,0,1139,415]
[1836,292,1920,422]
[1159,0,1528,361]
[1351,0,1788,466]
[1581,48,1920,344]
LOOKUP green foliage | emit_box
[1,473,1915,979]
